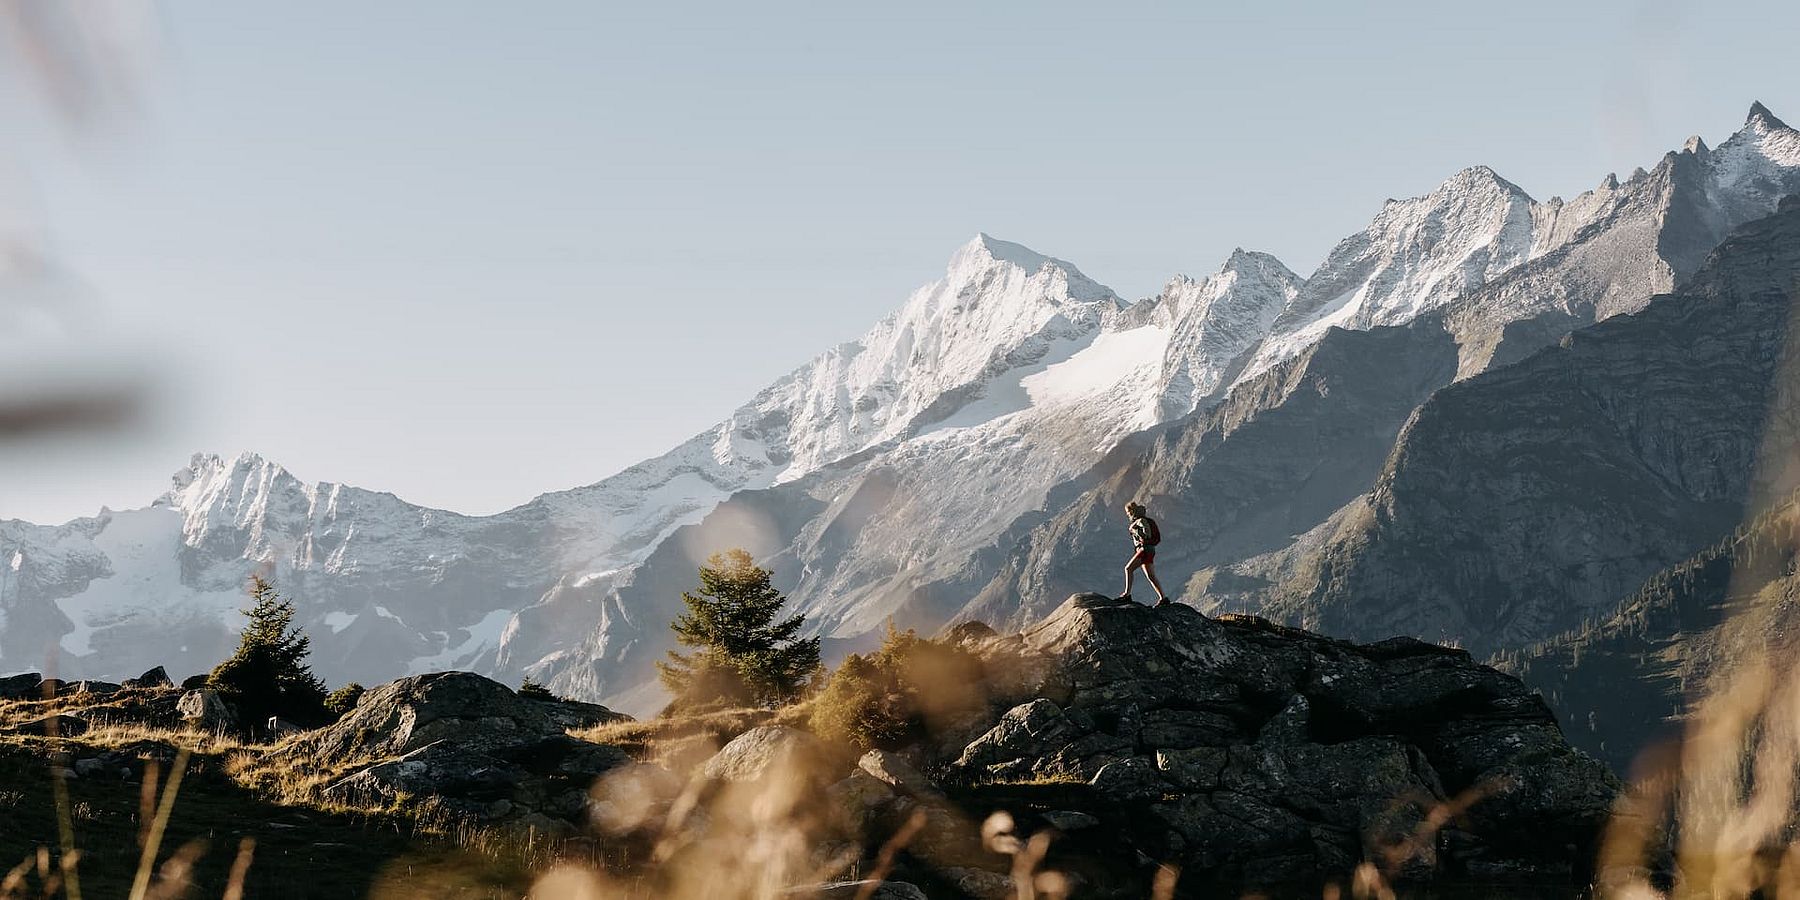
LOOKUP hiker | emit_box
[1119,500,1169,606]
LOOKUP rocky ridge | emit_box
[928,595,1616,890]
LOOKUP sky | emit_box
[2,0,1797,524]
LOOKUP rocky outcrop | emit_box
[270,671,641,831]
[528,696,631,730]
[0,672,42,700]
[176,688,238,732]
[122,666,172,689]
[939,594,1616,889]
[298,672,563,761]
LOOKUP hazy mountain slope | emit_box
[1497,493,1800,772]
[1265,199,1800,657]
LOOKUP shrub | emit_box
[324,682,365,719]
[810,622,986,750]
[517,677,557,701]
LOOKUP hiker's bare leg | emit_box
[1145,561,1168,603]
[1122,561,1138,596]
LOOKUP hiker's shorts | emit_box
[1129,547,1156,567]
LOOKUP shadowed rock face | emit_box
[1268,201,1800,656]
[946,594,1617,887]
[297,671,567,762]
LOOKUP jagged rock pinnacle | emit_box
[1748,101,1789,131]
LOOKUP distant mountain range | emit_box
[4,103,1798,735]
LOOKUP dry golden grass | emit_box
[0,688,176,730]
[572,706,777,772]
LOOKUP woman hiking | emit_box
[1118,500,1169,606]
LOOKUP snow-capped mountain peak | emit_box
[949,233,1105,294]
[1154,249,1302,416]
[1709,102,1800,206]
[498,233,1130,579]
[1238,163,1538,380]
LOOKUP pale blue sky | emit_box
[5,0,1797,523]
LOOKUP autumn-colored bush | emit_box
[810,623,985,750]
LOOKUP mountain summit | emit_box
[1748,99,1789,130]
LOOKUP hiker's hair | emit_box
[1125,501,1147,517]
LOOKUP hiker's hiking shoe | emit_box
[1154,597,1172,608]
[1116,593,1133,602]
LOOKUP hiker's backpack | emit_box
[1141,516,1161,547]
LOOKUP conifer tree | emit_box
[208,575,329,727]
[657,549,820,709]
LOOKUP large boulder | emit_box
[323,740,525,811]
[943,594,1618,888]
[857,749,940,799]
[701,726,831,784]
[295,671,563,763]
[276,672,630,830]
[177,689,238,733]
[7,714,89,737]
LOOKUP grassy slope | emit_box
[0,694,544,900]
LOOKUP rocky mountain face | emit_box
[971,104,1800,643]
[1265,198,1800,656]
[3,105,1798,717]
[959,319,1461,633]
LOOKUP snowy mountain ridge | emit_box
[5,103,1800,714]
